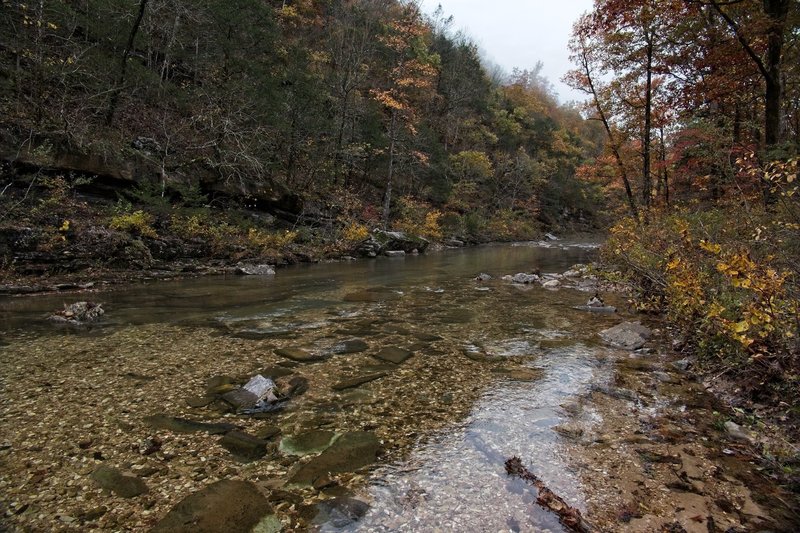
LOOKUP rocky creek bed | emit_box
[0,242,797,532]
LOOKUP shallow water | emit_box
[1,241,795,532]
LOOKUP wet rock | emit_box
[206,375,237,395]
[287,431,380,486]
[332,339,369,354]
[275,347,324,363]
[143,414,236,435]
[256,426,282,441]
[313,497,370,529]
[508,273,539,284]
[48,301,104,325]
[671,359,691,372]
[574,305,617,313]
[282,376,309,397]
[444,238,465,247]
[279,430,337,456]
[219,431,269,461]
[475,273,492,282]
[332,372,388,391]
[384,250,405,257]
[186,395,217,408]
[653,371,680,384]
[600,321,652,350]
[90,466,148,498]
[413,332,442,342]
[151,480,273,533]
[258,366,296,379]
[545,232,559,241]
[562,269,581,277]
[542,279,560,289]
[553,423,585,440]
[724,421,754,444]
[374,346,413,364]
[235,264,276,276]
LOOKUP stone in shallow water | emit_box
[600,321,652,350]
[279,430,337,456]
[143,414,236,435]
[256,425,282,440]
[275,347,324,362]
[413,332,442,342]
[219,431,269,461]
[186,395,216,408]
[332,372,387,391]
[205,375,237,395]
[374,346,413,364]
[151,480,273,533]
[313,496,370,529]
[258,366,295,379]
[332,339,369,354]
[287,431,380,486]
[90,466,148,498]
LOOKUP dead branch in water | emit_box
[505,456,594,533]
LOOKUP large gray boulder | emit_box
[600,321,652,350]
[355,229,429,257]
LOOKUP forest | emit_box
[1,1,800,531]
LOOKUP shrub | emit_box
[109,210,157,238]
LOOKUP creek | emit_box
[0,241,796,532]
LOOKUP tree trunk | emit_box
[579,48,638,219]
[382,109,397,229]
[642,38,653,211]
[106,0,148,126]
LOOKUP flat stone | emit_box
[413,332,442,342]
[90,466,148,498]
[219,431,269,461]
[542,279,560,289]
[313,497,370,529]
[258,366,295,378]
[143,414,236,435]
[279,430,337,456]
[186,396,217,408]
[374,347,413,364]
[600,321,652,350]
[573,305,617,313]
[256,426,282,440]
[151,480,272,533]
[332,372,387,391]
[384,250,405,257]
[205,375,237,395]
[275,347,324,363]
[332,339,369,354]
[287,432,380,486]
[553,423,584,440]
[235,264,276,276]
[221,389,260,410]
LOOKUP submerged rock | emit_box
[287,431,380,486]
[275,347,324,363]
[219,431,269,461]
[374,347,413,364]
[143,414,236,435]
[331,339,369,354]
[313,497,370,529]
[600,321,652,350]
[90,466,148,498]
[279,430,337,456]
[152,480,273,533]
[332,372,388,391]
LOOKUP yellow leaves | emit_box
[699,240,721,255]
[666,256,681,270]
[732,320,749,333]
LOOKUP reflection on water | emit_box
[345,345,608,533]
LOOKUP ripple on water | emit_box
[337,345,611,532]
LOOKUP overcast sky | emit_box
[419,0,594,103]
